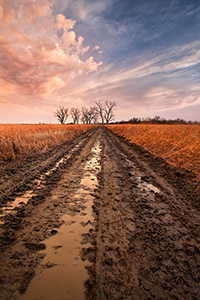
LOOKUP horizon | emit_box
[0,0,200,123]
[1,114,200,125]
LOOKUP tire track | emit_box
[90,127,200,300]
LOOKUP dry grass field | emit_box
[1,123,199,181]
[107,124,200,180]
[0,124,96,162]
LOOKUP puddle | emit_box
[137,176,160,194]
[0,191,36,224]
[0,142,83,224]
[123,158,160,194]
[110,142,161,196]
[17,141,101,300]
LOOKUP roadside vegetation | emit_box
[0,124,97,162]
[107,124,200,181]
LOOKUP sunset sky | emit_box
[0,0,200,123]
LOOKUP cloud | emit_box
[1,0,200,123]
[55,39,200,116]
[66,0,110,22]
[0,0,102,97]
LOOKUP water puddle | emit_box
[0,191,36,224]
[137,176,160,194]
[113,151,160,194]
[0,142,83,224]
[123,158,161,194]
[17,141,101,300]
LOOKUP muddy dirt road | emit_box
[0,126,199,300]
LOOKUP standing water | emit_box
[17,141,101,300]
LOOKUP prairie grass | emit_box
[107,124,200,180]
[0,124,96,162]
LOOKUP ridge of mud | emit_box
[106,127,200,210]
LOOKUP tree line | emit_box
[114,115,199,125]
[54,101,116,124]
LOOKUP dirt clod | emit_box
[18,270,35,294]
[23,242,46,251]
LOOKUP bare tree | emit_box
[87,108,93,124]
[54,106,69,124]
[70,108,81,124]
[88,106,99,124]
[92,110,99,124]
[95,100,105,124]
[54,101,115,125]
[81,107,90,124]
[104,101,116,123]
[81,106,99,124]
[81,115,86,124]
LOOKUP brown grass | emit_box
[0,124,97,163]
[107,124,200,180]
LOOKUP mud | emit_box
[0,126,199,300]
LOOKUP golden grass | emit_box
[0,124,97,162]
[107,124,200,180]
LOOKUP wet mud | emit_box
[0,126,199,300]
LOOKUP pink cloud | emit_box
[0,0,102,97]
[93,45,102,54]
[56,14,76,30]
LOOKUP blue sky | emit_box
[61,0,200,63]
[0,0,200,122]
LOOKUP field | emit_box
[1,124,199,180]
[0,124,96,162]
[107,124,200,180]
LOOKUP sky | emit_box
[0,0,200,123]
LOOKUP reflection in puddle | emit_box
[115,147,161,196]
[0,143,83,224]
[0,191,36,224]
[18,141,101,300]
[137,176,160,194]
[124,157,160,194]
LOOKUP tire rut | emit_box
[0,127,100,299]
[90,127,200,300]
[0,128,96,206]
